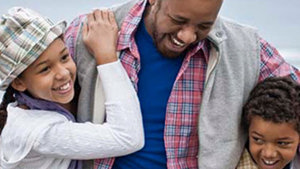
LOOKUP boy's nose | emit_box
[262,144,277,158]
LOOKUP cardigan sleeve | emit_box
[32,61,144,159]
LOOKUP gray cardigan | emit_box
[73,0,261,168]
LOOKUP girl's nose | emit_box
[55,65,69,80]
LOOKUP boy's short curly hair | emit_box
[242,76,300,133]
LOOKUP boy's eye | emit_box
[277,141,291,147]
[252,136,264,144]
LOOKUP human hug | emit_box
[0,0,300,169]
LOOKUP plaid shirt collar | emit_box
[116,0,209,62]
[237,149,258,169]
[116,0,146,52]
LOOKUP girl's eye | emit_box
[39,66,50,73]
[61,54,70,62]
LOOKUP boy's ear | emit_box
[148,0,157,5]
[11,78,27,92]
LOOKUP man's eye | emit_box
[198,25,210,30]
[171,18,185,25]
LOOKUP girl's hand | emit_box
[82,9,118,65]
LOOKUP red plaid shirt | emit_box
[65,1,300,168]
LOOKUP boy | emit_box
[237,76,300,169]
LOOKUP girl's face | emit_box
[13,38,76,104]
[249,116,300,169]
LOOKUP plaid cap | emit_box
[0,7,66,90]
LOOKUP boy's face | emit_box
[14,38,76,104]
[249,116,300,169]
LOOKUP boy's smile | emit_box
[249,116,300,169]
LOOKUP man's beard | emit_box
[150,7,185,59]
[152,27,186,59]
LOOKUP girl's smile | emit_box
[12,38,77,105]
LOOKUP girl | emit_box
[0,7,144,169]
[237,76,300,169]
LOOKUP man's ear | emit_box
[11,78,27,92]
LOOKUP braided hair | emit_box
[242,76,300,133]
[0,86,17,134]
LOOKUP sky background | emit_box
[0,0,300,98]
[1,0,299,52]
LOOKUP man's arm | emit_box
[259,38,300,82]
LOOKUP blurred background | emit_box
[0,0,300,98]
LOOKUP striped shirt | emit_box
[64,0,300,168]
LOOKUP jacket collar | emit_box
[208,17,227,47]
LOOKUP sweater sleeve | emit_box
[33,60,144,159]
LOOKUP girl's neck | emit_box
[59,101,77,118]
[58,81,80,118]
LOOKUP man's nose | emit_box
[177,25,197,45]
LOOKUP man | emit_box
[65,0,300,168]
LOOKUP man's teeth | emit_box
[58,82,70,90]
[172,37,185,47]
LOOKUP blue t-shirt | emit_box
[112,18,184,169]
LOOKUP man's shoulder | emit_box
[215,16,258,32]
[110,0,141,26]
[208,16,259,45]
[110,0,140,11]
[65,0,139,43]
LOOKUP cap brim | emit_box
[0,20,67,90]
